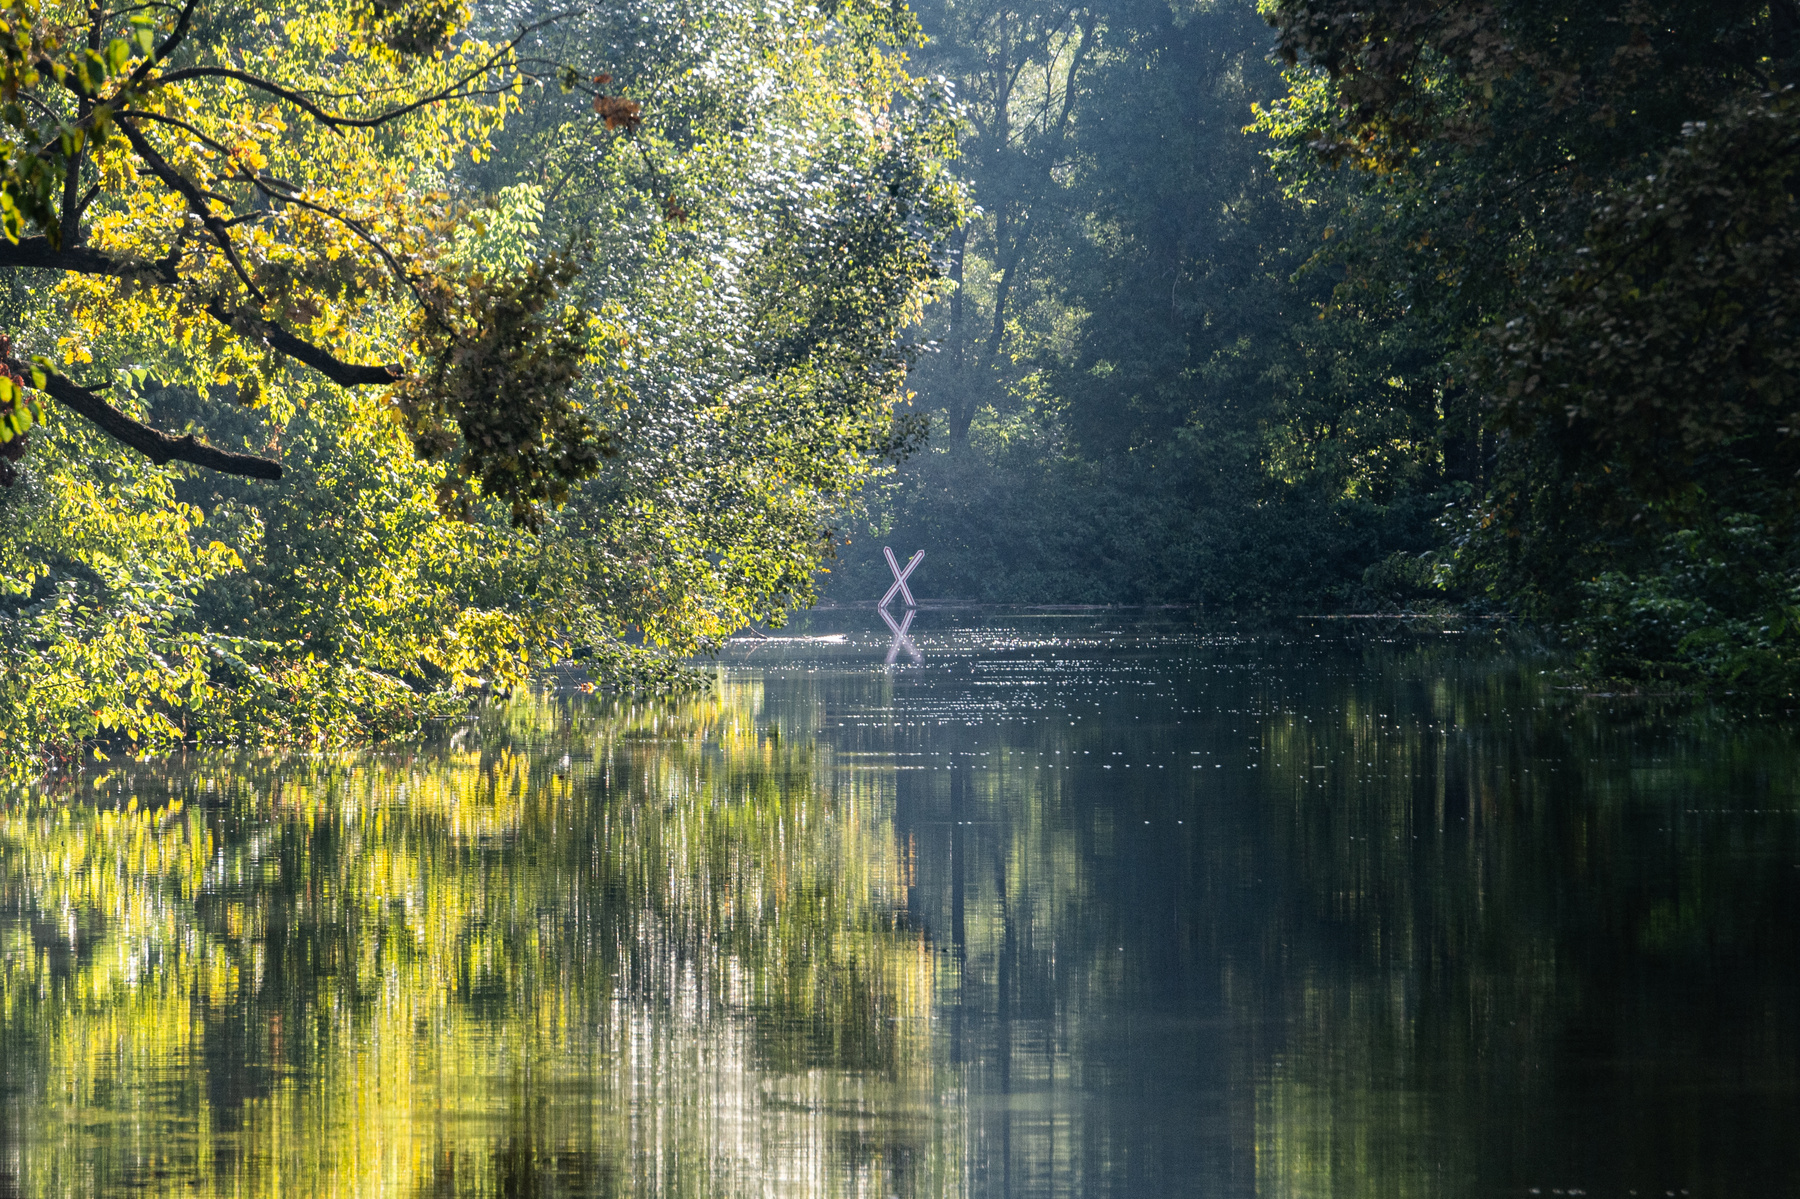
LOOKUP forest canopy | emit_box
[1254,0,1800,681]
[0,0,963,775]
[8,0,1796,778]
[825,0,1800,696]
[0,0,603,506]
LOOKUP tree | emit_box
[905,0,1100,445]
[0,0,622,526]
[463,0,965,643]
[0,0,965,774]
[831,0,1454,610]
[1257,0,1800,682]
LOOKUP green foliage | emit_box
[0,393,492,781]
[1484,91,1800,506]
[831,0,1458,611]
[1571,516,1800,693]
[1256,0,1782,189]
[0,0,158,246]
[1254,0,1800,683]
[399,253,614,528]
[0,0,965,776]
[469,0,966,643]
[0,342,43,485]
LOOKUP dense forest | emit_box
[0,0,963,774]
[832,0,1800,694]
[4,0,1799,775]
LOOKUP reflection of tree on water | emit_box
[842,634,1800,1197]
[0,682,961,1198]
[4,633,1799,1197]
[1248,646,1800,1198]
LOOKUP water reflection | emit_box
[1,681,955,1197]
[3,616,1799,1197]
[881,607,923,667]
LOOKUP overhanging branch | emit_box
[15,360,284,480]
[204,303,402,387]
[144,14,567,131]
[0,239,403,388]
[117,118,267,302]
[0,237,168,279]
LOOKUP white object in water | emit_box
[880,605,922,666]
[880,546,924,608]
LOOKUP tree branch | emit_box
[0,239,402,387]
[13,358,284,480]
[117,118,267,302]
[239,177,438,316]
[116,107,235,157]
[123,0,201,90]
[204,302,401,386]
[138,11,571,126]
[71,181,101,226]
[59,131,86,240]
[0,237,167,279]
[152,59,510,131]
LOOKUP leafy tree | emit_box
[462,0,965,641]
[905,0,1099,445]
[832,0,1454,611]
[0,0,965,774]
[1256,0,1800,684]
[0,0,624,526]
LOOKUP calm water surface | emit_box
[3,614,1799,1197]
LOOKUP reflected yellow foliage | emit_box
[0,678,961,1197]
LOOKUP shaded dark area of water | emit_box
[3,614,1798,1197]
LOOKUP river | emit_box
[3,613,1798,1197]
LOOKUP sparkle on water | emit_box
[2,612,1798,1197]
